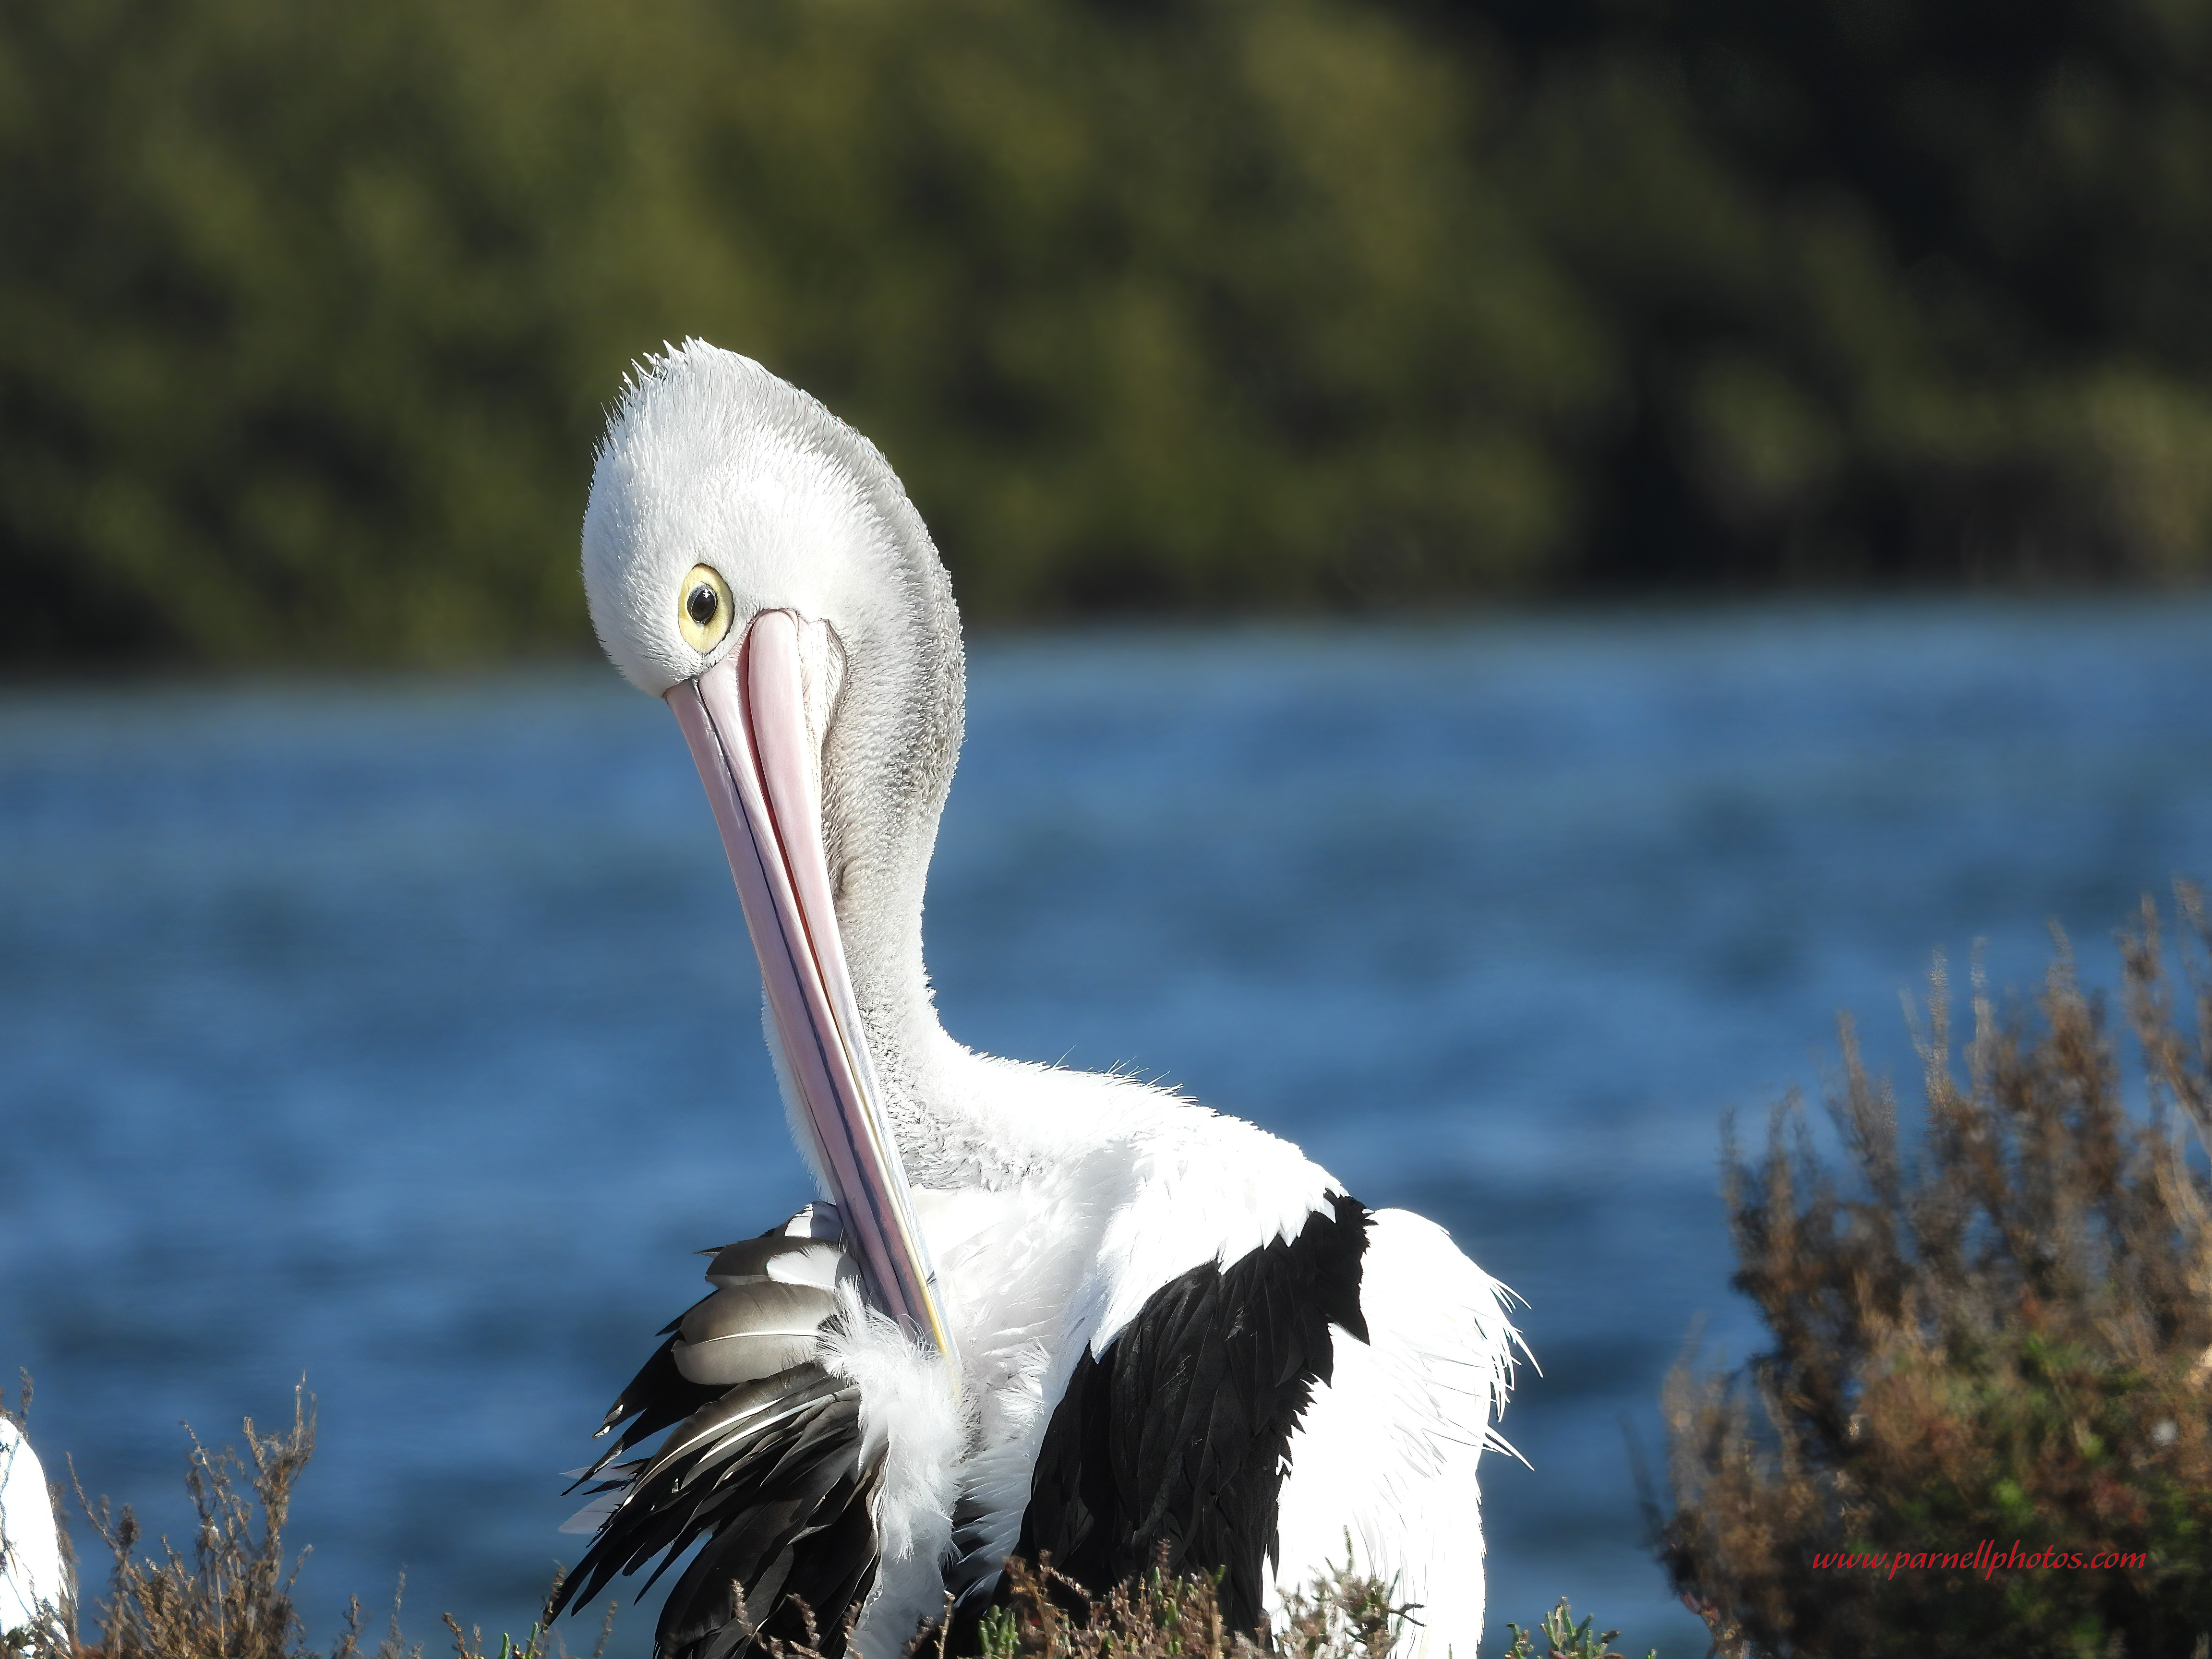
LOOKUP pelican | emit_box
[0,1416,70,1649]
[549,343,1523,1659]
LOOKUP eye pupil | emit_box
[686,585,719,626]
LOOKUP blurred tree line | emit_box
[2,0,2208,666]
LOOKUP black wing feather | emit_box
[552,1362,881,1659]
[1005,1191,1369,1635]
[581,1331,726,1473]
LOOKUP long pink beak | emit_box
[665,610,955,1367]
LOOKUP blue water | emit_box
[5,598,2212,1657]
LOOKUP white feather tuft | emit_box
[1270,1209,1529,1659]
[821,1288,963,1659]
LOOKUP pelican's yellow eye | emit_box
[677,564,733,652]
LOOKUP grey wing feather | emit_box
[553,1215,881,1659]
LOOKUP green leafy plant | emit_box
[1501,1600,1654,1659]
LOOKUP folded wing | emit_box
[553,1208,882,1659]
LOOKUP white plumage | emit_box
[562,341,1525,1659]
[0,1417,69,1649]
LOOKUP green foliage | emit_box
[0,0,1595,667]
[1501,1600,1653,1659]
[1659,894,2212,1656]
[3,0,2210,666]
[1475,0,2212,586]
[440,1617,597,1659]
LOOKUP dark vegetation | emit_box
[5,1394,612,1659]
[5,1405,1547,1659]
[3,0,2209,667]
[50,1394,619,1659]
[72,1398,420,1659]
[1659,892,2212,1655]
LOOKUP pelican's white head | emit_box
[581,341,963,1364]
[585,346,920,696]
[584,339,965,982]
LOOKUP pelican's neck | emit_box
[797,461,1008,1188]
[822,656,1142,1190]
[839,842,949,1110]
[828,744,1091,1195]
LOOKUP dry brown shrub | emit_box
[966,1556,1256,1659]
[68,1390,413,1659]
[1658,890,2212,1657]
[957,1551,1407,1659]
[27,1386,1469,1659]
[743,1549,1412,1659]
[56,1391,611,1659]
